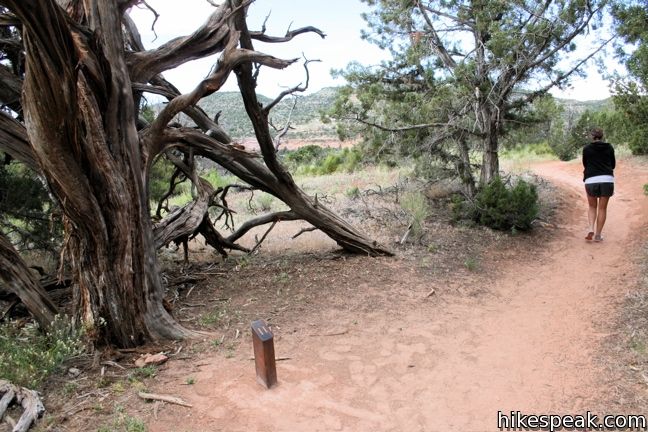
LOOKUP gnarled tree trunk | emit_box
[4,0,192,346]
[0,0,389,347]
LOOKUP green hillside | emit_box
[556,97,613,117]
[160,86,612,141]
[197,87,338,140]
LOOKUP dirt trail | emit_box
[149,160,648,432]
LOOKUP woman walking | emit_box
[582,127,615,242]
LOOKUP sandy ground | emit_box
[144,159,648,432]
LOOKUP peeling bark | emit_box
[2,0,192,345]
[0,0,389,347]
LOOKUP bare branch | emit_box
[149,28,298,138]
[522,4,607,74]
[198,215,250,256]
[154,160,186,220]
[132,80,231,145]
[264,57,320,114]
[273,97,297,151]
[140,0,160,40]
[123,12,145,51]
[0,231,58,329]
[416,1,458,70]
[260,10,270,33]
[292,226,317,239]
[346,114,449,132]
[0,13,20,26]
[250,25,326,43]
[128,2,232,81]
[227,211,299,243]
[506,35,616,109]
[153,183,210,250]
[249,220,276,254]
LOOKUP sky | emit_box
[129,0,616,101]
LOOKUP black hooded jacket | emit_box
[582,141,615,181]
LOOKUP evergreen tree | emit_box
[332,0,611,191]
[611,0,648,154]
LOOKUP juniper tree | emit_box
[332,0,611,190]
[611,0,648,154]
[0,0,389,346]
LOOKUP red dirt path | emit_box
[147,159,648,432]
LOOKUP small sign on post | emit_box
[251,319,277,389]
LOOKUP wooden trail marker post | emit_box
[251,319,277,389]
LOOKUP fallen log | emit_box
[0,380,45,432]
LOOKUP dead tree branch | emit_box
[249,220,277,254]
[0,380,45,432]
[250,26,326,43]
[264,57,320,114]
[227,211,299,243]
[272,96,298,151]
[292,226,317,239]
[0,231,58,329]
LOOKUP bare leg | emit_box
[587,194,598,234]
[595,196,610,237]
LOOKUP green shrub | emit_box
[550,140,579,161]
[464,257,480,271]
[628,126,648,155]
[472,177,538,231]
[282,145,325,165]
[320,153,344,174]
[0,162,61,252]
[281,146,364,175]
[340,147,362,172]
[345,186,360,199]
[254,193,275,212]
[0,315,85,388]
[148,156,182,204]
[501,142,555,161]
[450,193,472,224]
[202,170,235,189]
[453,177,539,231]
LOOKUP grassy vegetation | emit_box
[97,405,147,432]
[253,193,275,213]
[500,142,556,162]
[463,256,480,272]
[199,300,241,328]
[400,191,429,237]
[0,315,85,388]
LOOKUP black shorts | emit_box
[585,182,614,197]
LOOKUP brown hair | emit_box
[591,127,604,140]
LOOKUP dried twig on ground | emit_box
[137,391,192,408]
